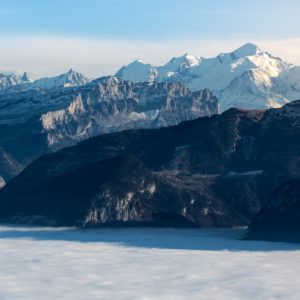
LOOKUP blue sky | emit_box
[0,0,299,77]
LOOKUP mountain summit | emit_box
[231,43,262,58]
[32,69,90,89]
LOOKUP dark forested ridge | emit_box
[0,101,300,237]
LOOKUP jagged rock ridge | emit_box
[0,76,218,182]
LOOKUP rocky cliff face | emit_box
[0,147,23,186]
[0,176,5,189]
[0,77,218,182]
[39,77,218,150]
[1,101,299,227]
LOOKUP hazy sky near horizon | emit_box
[0,0,300,77]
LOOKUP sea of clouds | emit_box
[0,226,299,300]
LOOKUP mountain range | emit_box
[116,43,300,111]
[0,77,217,184]
[0,43,300,240]
[0,101,299,233]
[2,43,300,114]
[0,72,32,90]
[0,69,90,91]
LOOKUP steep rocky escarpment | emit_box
[0,155,262,227]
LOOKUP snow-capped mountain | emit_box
[32,69,91,89]
[116,60,158,83]
[115,43,300,111]
[156,53,201,81]
[0,69,90,91]
[0,72,32,90]
[3,42,299,111]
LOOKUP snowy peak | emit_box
[216,43,263,63]
[62,69,90,86]
[132,59,145,64]
[0,69,88,91]
[157,53,201,80]
[0,73,19,90]
[115,60,157,83]
[231,43,262,58]
[0,71,33,90]
[20,72,32,83]
[32,69,90,89]
[166,53,201,68]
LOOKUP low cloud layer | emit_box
[0,226,299,300]
[1,35,300,78]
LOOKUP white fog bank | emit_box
[0,226,299,300]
